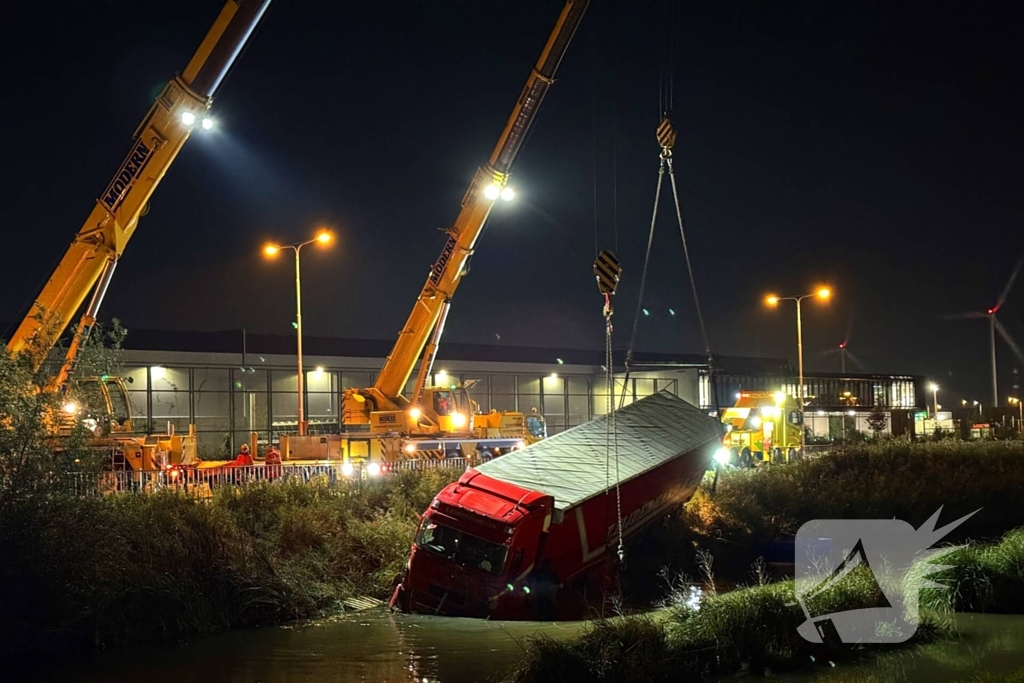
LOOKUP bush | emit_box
[511,572,947,682]
[0,470,462,659]
[686,441,1024,549]
[619,441,1024,602]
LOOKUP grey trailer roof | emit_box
[476,391,723,511]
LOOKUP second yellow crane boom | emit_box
[347,0,588,424]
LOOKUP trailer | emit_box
[389,391,723,620]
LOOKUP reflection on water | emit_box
[32,611,588,683]
[778,613,1024,682]
[27,611,1024,682]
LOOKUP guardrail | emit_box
[65,458,471,497]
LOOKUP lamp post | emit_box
[765,286,832,454]
[1009,397,1022,432]
[263,229,333,436]
[929,382,940,419]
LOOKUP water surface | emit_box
[30,611,1024,682]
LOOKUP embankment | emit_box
[0,469,461,659]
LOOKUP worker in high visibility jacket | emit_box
[233,444,254,467]
[264,444,282,479]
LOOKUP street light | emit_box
[263,228,334,435]
[764,286,832,453]
[1009,397,1022,431]
[929,383,940,418]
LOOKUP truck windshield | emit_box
[416,520,508,576]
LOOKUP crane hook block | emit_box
[657,117,677,151]
[593,250,622,296]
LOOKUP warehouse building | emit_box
[114,328,927,455]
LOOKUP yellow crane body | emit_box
[339,0,588,461]
[4,0,270,468]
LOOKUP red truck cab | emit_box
[392,471,555,619]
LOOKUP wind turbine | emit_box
[943,257,1024,407]
[820,314,865,373]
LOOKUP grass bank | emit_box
[511,568,948,682]
[918,526,1024,614]
[0,468,460,660]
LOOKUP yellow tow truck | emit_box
[720,391,803,466]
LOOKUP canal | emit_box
[27,611,1024,682]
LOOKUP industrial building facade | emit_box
[114,329,927,455]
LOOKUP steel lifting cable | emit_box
[604,293,624,566]
[618,155,666,410]
[619,117,715,413]
[666,155,711,359]
[593,251,624,570]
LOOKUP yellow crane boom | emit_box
[6,0,272,381]
[370,0,589,404]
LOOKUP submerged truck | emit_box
[389,391,723,620]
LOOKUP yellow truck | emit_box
[720,391,803,466]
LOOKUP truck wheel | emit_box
[480,449,495,462]
[788,447,801,462]
[772,447,784,464]
[740,447,753,468]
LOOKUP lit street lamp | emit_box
[1009,397,1023,431]
[929,383,940,418]
[765,286,832,454]
[263,229,333,436]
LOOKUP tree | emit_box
[866,408,888,435]
[0,343,93,500]
[70,318,127,381]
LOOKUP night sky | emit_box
[2,1,1023,403]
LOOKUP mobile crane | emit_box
[4,0,272,469]
[333,0,588,464]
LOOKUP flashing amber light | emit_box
[263,244,279,257]
[765,295,779,306]
[316,230,333,245]
[817,287,831,300]
[408,407,421,421]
